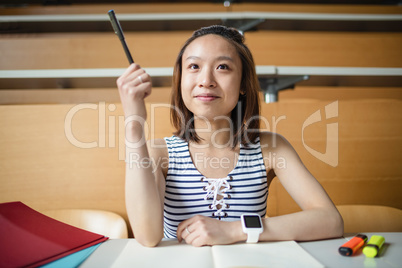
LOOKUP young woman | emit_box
[117,25,343,247]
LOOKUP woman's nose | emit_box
[198,69,217,88]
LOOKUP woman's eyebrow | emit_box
[185,55,234,62]
[216,56,234,62]
[185,56,200,61]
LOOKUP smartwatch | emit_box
[241,213,263,243]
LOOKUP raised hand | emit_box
[117,64,152,121]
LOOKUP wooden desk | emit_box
[80,233,402,268]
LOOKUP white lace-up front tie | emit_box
[202,177,232,219]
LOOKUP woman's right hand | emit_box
[117,64,152,121]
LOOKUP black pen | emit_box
[108,9,134,64]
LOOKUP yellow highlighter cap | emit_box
[363,235,385,258]
[363,245,378,258]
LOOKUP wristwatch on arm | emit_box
[241,213,264,243]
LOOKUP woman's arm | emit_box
[118,64,166,247]
[125,141,166,247]
[256,132,344,241]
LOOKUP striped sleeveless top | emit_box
[163,135,268,239]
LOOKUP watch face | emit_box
[244,215,262,228]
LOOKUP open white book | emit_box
[81,239,324,268]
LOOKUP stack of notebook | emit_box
[0,201,108,267]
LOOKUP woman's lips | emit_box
[195,94,219,102]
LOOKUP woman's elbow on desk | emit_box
[135,231,164,247]
[331,209,344,238]
[315,207,344,240]
[131,220,164,247]
[309,206,344,240]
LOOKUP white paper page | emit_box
[109,239,214,268]
[211,241,324,268]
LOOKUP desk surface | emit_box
[299,233,402,268]
[80,233,402,268]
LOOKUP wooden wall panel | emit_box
[279,86,402,101]
[232,4,402,14]
[0,87,172,105]
[246,32,402,68]
[0,32,185,69]
[0,3,228,15]
[1,3,400,15]
[1,31,401,70]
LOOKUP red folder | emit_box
[0,201,108,268]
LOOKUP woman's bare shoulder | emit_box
[259,131,290,151]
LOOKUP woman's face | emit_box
[181,34,242,121]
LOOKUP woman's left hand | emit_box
[177,215,244,247]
